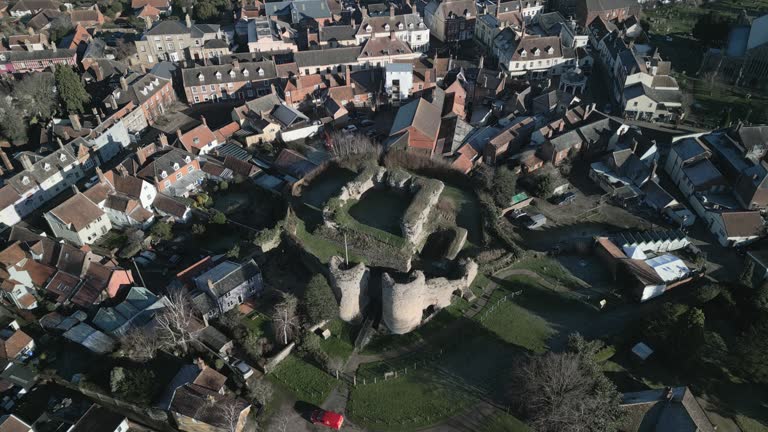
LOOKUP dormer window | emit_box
[184,156,192,163]
[59,154,67,162]
[366,24,372,32]
[384,23,390,31]
[464,9,471,17]
[215,71,222,80]
[173,162,180,170]
[21,176,29,185]
[258,68,264,76]
[192,137,199,145]
[243,69,249,77]
[419,21,424,28]
[533,48,541,56]
[398,22,403,29]
[43,163,51,171]
[547,46,554,54]
[520,49,527,57]
[160,170,168,179]
[198,74,205,82]
[229,70,236,78]
[408,23,413,28]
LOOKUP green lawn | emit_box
[300,166,357,209]
[478,412,531,432]
[214,191,249,215]
[477,288,555,354]
[438,185,483,245]
[510,257,584,290]
[242,312,271,338]
[347,189,409,244]
[268,355,338,406]
[347,369,474,431]
[319,319,357,361]
[290,215,361,263]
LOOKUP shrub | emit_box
[209,210,227,225]
[149,221,173,241]
[302,274,339,324]
[529,173,554,198]
[492,166,517,207]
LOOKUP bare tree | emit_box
[326,356,344,379]
[510,350,624,432]
[248,379,274,407]
[329,131,381,159]
[271,293,299,346]
[156,288,197,354]
[219,399,246,432]
[120,327,161,362]
[270,412,291,432]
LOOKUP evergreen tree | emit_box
[55,65,91,114]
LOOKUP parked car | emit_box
[232,359,254,379]
[524,213,547,229]
[360,119,375,127]
[84,175,99,188]
[342,125,358,134]
[551,192,576,206]
[311,410,344,430]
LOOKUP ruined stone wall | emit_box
[381,259,479,335]
[328,256,370,323]
[401,178,444,246]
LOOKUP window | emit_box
[243,69,249,77]
[247,90,253,97]
[194,95,200,103]
[191,86,197,93]
[258,69,264,76]
[176,172,182,180]
[210,85,215,91]
[216,71,222,80]
[140,46,146,52]
[167,43,174,50]
[164,180,171,188]
[188,165,195,173]
[227,83,234,89]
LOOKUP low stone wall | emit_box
[328,256,370,323]
[263,342,296,374]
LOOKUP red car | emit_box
[311,410,344,430]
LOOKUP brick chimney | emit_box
[95,166,106,183]
[0,150,13,172]
[120,75,128,91]
[200,115,207,127]
[390,31,397,41]
[19,154,32,170]
[232,59,240,70]
[158,133,169,148]
[176,129,183,140]
[69,114,82,131]
[425,68,431,83]
[390,3,395,17]
[345,65,351,86]
[185,13,192,28]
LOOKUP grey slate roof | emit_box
[195,259,261,297]
[181,60,277,87]
[144,20,220,37]
[294,46,362,68]
[5,48,76,61]
[320,24,357,42]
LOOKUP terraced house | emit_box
[182,59,277,104]
[134,15,224,65]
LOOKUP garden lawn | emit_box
[213,191,249,215]
[347,369,474,431]
[291,215,361,263]
[319,319,357,361]
[242,312,270,338]
[268,355,337,406]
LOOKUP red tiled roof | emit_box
[213,122,240,143]
[131,0,169,9]
[0,330,32,359]
[178,124,217,153]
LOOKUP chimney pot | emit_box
[69,114,82,132]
